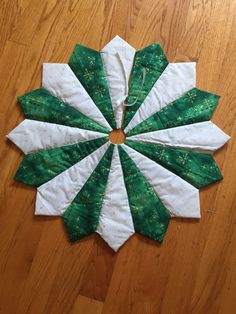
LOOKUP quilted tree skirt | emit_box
[7,35,230,251]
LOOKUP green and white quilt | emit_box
[8,36,230,251]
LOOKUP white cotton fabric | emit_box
[7,119,107,154]
[122,144,200,218]
[42,63,112,130]
[96,145,135,251]
[101,35,136,129]
[127,121,230,154]
[35,142,110,216]
[124,62,196,133]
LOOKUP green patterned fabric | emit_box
[63,144,114,242]
[118,145,170,242]
[125,141,223,188]
[126,88,220,136]
[122,42,168,129]
[68,44,116,129]
[15,137,108,187]
[18,88,109,134]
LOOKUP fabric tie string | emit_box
[115,52,146,109]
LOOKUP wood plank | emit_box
[72,295,103,314]
[79,234,117,302]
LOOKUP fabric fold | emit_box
[126,88,220,136]
[118,145,170,242]
[101,35,136,129]
[122,144,200,218]
[42,63,112,131]
[122,42,169,129]
[18,88,109,134]
[7,119,107,154]
[68,45,116,129]
[125,140,223,188]
[124,62,196,134]
[63,144,114,242]
[127,121,230,154]
[15,137,109,187]
[96,145,135,251]
[35,142,110,216]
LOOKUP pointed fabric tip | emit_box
[101,35,135,55]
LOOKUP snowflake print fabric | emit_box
[7,35,230,251]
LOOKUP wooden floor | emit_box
[0,1,236,313]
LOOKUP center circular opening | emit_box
[109,129,126,144]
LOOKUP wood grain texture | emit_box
[0,1,235,313]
